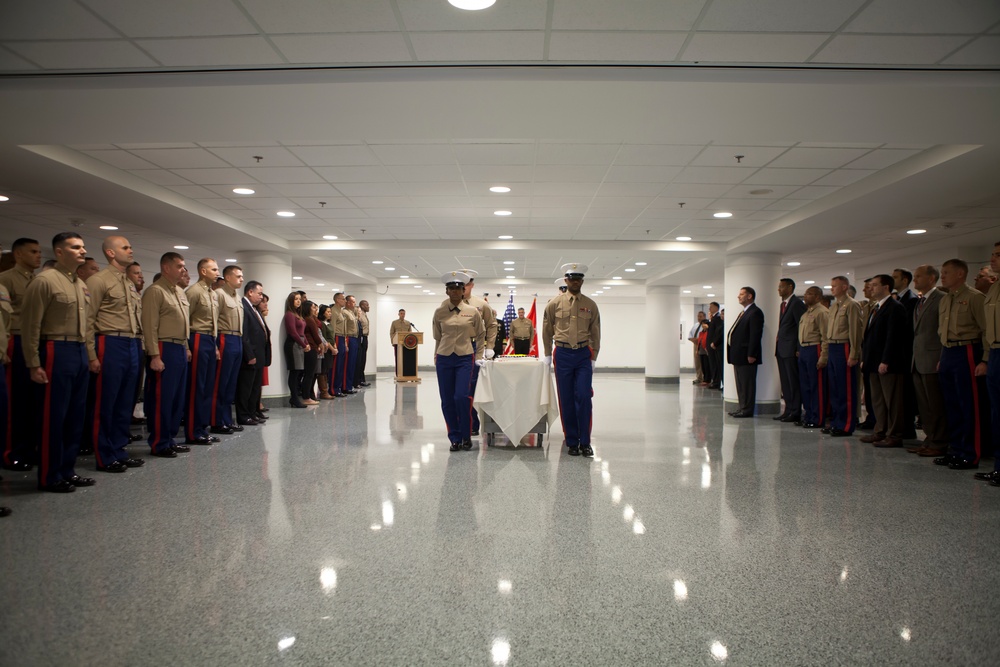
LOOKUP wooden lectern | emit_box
[393,331,423,383]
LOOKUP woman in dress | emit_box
[317,304,337,400]
[283,291,311,408]
[300,300,322,405]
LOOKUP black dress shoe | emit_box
[0,507,11,517]
[462,439,474,450]
[78,447,95,456]
[237,418,260,426]
[973,470,1000,481]
[38,480,75,493]
[344,389,358,395]
[129,433,144,442]
[933,455,956,466]
[208,436,221,443]
[97,461,128,473]
[359,382,371,387]
[733,412,753,418]
[184,437,213,445]
[449,442,462,452]
[228,424,244,432]
[773,415,786,421]
[567,447,581,456]
[802,422,820,429]
[122,457,145,468]
[210,426,233,435]
[821,427,832,434]
[171,444,191,454]
[780,414,801,423]
[68,475,96,487]
[333,393,346,398]
[794,421,804,426]
[289,400,307,408]
[131,416,146,425]
[581,445,594,457]
[260,406,269,412]
[254,413,269,420]
[2,461,32,471]
[830,429,851,437]
[150,449,177,458]
[948,458,979,470]
[471,429,480,436]
[857,420,876,430]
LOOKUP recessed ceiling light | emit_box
[316,283,325,287]
[676,236,691,241]
[596,291,604,294]
[494,210,512,216]
[787,261,801,267]
[836,249,852,254]
[503,261,515,265]
[707,293,715,297]
[293,276,303,280]
[504,268,515,271]
[323,235,338,240]
[277,211,295,217]
[173,245,188,250]
[233,188,255,195]
[713,212,733,219]
[427,292,436,295]
[372,260,384,264]
[824,285,833,289]
[225,258,238,263]
[635,262,647,266]
[490,186,511,193]
[906,229,926,235]
[612,276,622,280]
[625,268,636,272]
[400,275,410,278]
[703,285,712,289]
[385,267,395,271]
[804,280,816,285]
[683,290,691,294]
[603,286,612,289]
[448,0,495,9]
[99,225,118,230]
[0,195,9,202]
[413,285,422,288]
[498,235,513,240]
[423,290,431,293]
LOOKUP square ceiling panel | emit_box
[83,0,257,38]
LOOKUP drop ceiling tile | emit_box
[744,168,830,185]
[785,185,842,200]
[470,196,532,207]
[336,183,406,197]
[709,198,770,211]
[814,35,969,65]
[85,0,257,37]
[547,32,687,61]
[364,208,424,218]
[690,146,788,167]
[453,144,535,165]
[239,0,399,33]
[596,182,665,197]
[614,144,704,166]
[723,184,801,198]
[165,185,218,199]
[370,144,456,165]
[811,170,877,187]
[943,36,1000,66]
[529,208,588,219]
[6,40,158,70]
[171,168,256,185]
[536,143,619,165]
[682,33,828,63]
[81,150,159,170]
[313,166,393,183]
[530,183,600,196]
[239,167,324,183]
[846,0,1000,34]
[0,49,39,71]
[348,197,414,208]
[659,183,733,198]
[410,31,545,61]
[0,0,118,39]
[267,184,344,198]
[534,165,610,182]
[270,34,412,64]
[285,145,380,166]
[130,148,230,169]
[459,165,534,182]
[844,149,921,170]
[234,197,294,210]
[397,0,546,30]
[117,142,199,149]
[764,199,811,211]
[311,208,366,219]
[400,182,470,197]
[552,0,704,30]
[700,0,866,31]
[530,196,593,208]
[411,197,477,209]
[647,197,717,210]
[388,165,463,182]
[673,166,754,184]
[199,198,247,210]
[769,147,871,169]
[204,146,304,167]
[128,169,194,186]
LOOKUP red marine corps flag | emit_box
[527,297,538,357]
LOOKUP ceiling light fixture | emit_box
[906,229,926,235]
[625,268,635,272]
[293,276,303,280]
[676,236,691,241]
[277,211,295,217]
[372,260,384,264]
[233,188,255,195]
[787,261,801,267]
[503,261,515,265]
[448,0,496,9]
[635,262,647,266]
[413,285,422,289]
[99,225,118,230]
[316,283,325,287]
[494,210,512,216]
[707,293,716,297]
[804,280,816,285]
[713,212,733,219]
[703,285,712,289]
[612,276,622,280]
[683,290,691,294]
[0,195,9,202]
[174,245,189,250]
[836,249,852,254]
[498,235,513,240]
[490,186,511,193]
[400,275,410,279]
[225,258,238,263]
[322,235,338,240]
[385,267,395,271]
[504,268,515,271]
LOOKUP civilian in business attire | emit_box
[727,286,765,418]
[893,267,920,439]
[775,278,807,422]
[236,281,267,425]
[858,274,912,448]
[706,301,723,390]
[974,243,1000,485]
[858,278,878,430]
[907,265,948,457]
[689,310,707,384]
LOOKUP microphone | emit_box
[410,322,419,332]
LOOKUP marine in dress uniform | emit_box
[511,308,533,355]
[433,272,485,451]
[935,259,989,470]
[84,236,145,472]
[142,253,192,458]
[797,286,829,429]
[184,259,220,444]
[354,299,371,387]
[331,293,349,397]
[0,237,41,472]
[390,310,411,376]
[446,269,497,435]
[975,244,1000,484]
[824,276,863,436]
[0,246,13,515]
[213,265,245,431]
[21,233,96,492]
[343,296,360,394]
[543,263,601,457]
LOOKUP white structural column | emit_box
[645,285,681,384]
[344,283,377,381]
[723,253,782,414]
[235,251,291,399]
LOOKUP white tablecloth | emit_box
[473,358,559,444]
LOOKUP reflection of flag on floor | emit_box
[527,297,538,357]
[502,293,516,355]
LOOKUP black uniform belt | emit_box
[219,330,241,336]
[554,341,589,349]
[99,331,139,338]
[159,337,186,345]
[800,342,821,347]
[40,335,84,342]
[514,337,530,341]
[945,339,977,346]
[828,339,848,344]
[191,329,214,335]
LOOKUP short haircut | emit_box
[518,307,524,312]
[779,278,795,290]
[943,258,968,274]
[51,232,82,249]
[741,286,756,300]
[847,285,857,297]
[196,258,215,271]
[42,259,58,270]
[874,273,895,292]
[709,301,720,309]
[159,252,184,267]
[244,280,262,294]
[334,292,344,301]
[398,308,405,313]
[126,261,141,270]
[820,294,833,306]
[917,264,939,281]
[893,268,912,284]
[223,264,242,277]
[346,294,355,301]
[12,238,39,251]
[805,286,823,298]
[831,275,849,285]
[84,256,96,262]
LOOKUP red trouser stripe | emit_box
[212,334,224,424]
[91,336,106,467]
[843,343,854,432]
[3,338,12,463]
[187,334,201,439]
[151,342,163,451]
[967,345,982,461]
[40,341,55,482]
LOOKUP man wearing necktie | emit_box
[236,281,268,425]
[726,286,764,418]
[908,265,947,456]
[774,278,806,422]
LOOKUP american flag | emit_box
[502,293,516,355]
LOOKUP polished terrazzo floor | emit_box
[2,372,998,666]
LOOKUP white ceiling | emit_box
[0,0,999,300]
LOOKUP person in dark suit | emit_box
[727,286,764,418]
[858,274,912,448]
[706,301,723,389]
[892,267,920,439]
[908,265,947,456]
[236,280,268,424]
[774,278,807,422]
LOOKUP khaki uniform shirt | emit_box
[542,292,602,359]
[86,265,142,361]
[985,281,1000,349]
[217,285,243,335]
[186,280,219,336]
[358,309,369,336]
[826,295,863,361]
[0,284,11,364]
[511,316,533,340]
[390,319,411,342]
[20,266,91,368]
[939,283,988,360]
[433,302,485,359]
[0,267,35,334]
[465,295,498,349]
[142,277,190,353]
[331,305,348,337]
[798,303,830,365]
[343,307,359,338]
